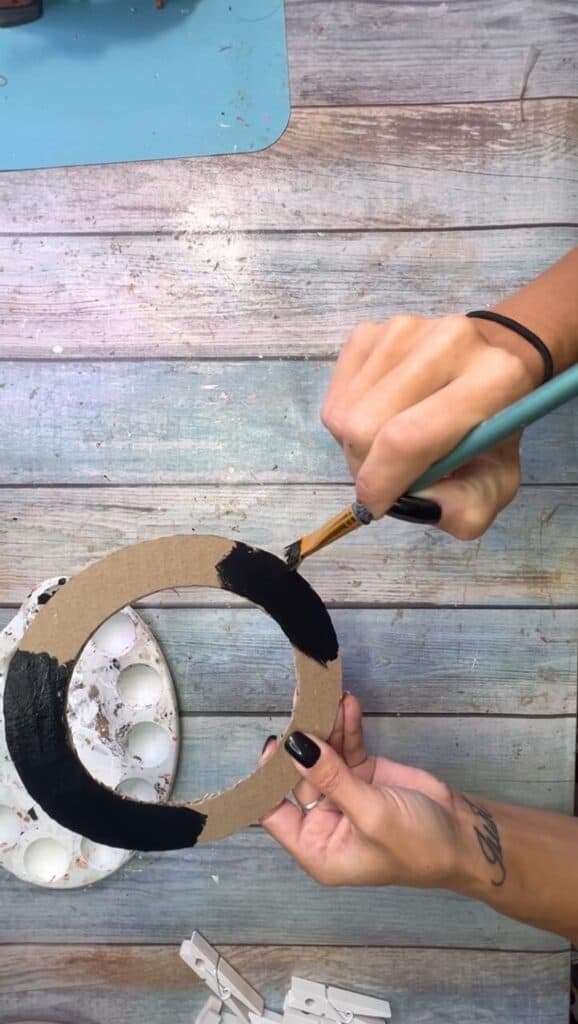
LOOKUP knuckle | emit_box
[459,313,480,339]
[487,345,514,374]
[437,780,455,810]
[320,399,342,437]
[342,409,375,454]
[428,776,454,808]
[442,313,466,333]
[317,761,342,798]
[418,767,447,796]
[500,349,533,389]
[439,314,478,350]
[352,320,379,336]
[376,414,424,461]
[484,347,533,397]
[440,312,466,334]
[346,321,380,349]
[385,313,419,340]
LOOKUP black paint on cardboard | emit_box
[216,543,338,666]
[4,650,206,851]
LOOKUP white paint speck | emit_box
[52,345,63,354]
[211,874,220,884]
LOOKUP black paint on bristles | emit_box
[283,539,303,571]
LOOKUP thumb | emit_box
[417,436,521,542]
[285,731,384,829]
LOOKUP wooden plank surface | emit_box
[0,828,566,948]
[1,361,576,484]
[1,605,571,715]
[0,945,570,1024]
[106,608,577,716]
[170,715,574,811]
[2,228,577,359]
[1,8,576,1015]
[286,0,578,105]
[1,602,573,716]
[2,486,577,607]
[0,101,575,234]
[4,598,569,715]
[2,606,571,715]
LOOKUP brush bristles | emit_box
[284,504,366,570]
[284,540,303,571]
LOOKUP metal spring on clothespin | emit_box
[215,955,232,1001]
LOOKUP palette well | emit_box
[0,577,180,888]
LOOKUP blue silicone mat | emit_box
[0,0,289,169]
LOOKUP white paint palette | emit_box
[0,578,180,889]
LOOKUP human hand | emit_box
[321,314,542,539]
[260,694,466,890]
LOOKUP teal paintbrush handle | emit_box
[410,363,578,493]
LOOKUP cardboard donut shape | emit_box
[4,537,341,852]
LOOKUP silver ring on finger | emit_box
[294,793,326,814]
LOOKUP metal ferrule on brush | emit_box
[285,501,373,568]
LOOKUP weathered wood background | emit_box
[1,1,577,1021]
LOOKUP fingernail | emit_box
[353,501,373,525]
[285,731,321,768]
[261,734,277,754]
[387,494,442,525]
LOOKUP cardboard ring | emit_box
[4,536,341,851]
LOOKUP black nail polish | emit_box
[261,734,277,755]
[284,731,321,769]
[387,494,442,525]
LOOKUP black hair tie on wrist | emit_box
[466,310,554,384]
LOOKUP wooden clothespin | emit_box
[284,978,391,1024]
[181,932,265,1024]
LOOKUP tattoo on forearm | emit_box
[463,796,506,887]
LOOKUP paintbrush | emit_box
[284,363,578,570]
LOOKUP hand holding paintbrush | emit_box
[285,361,578,570]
